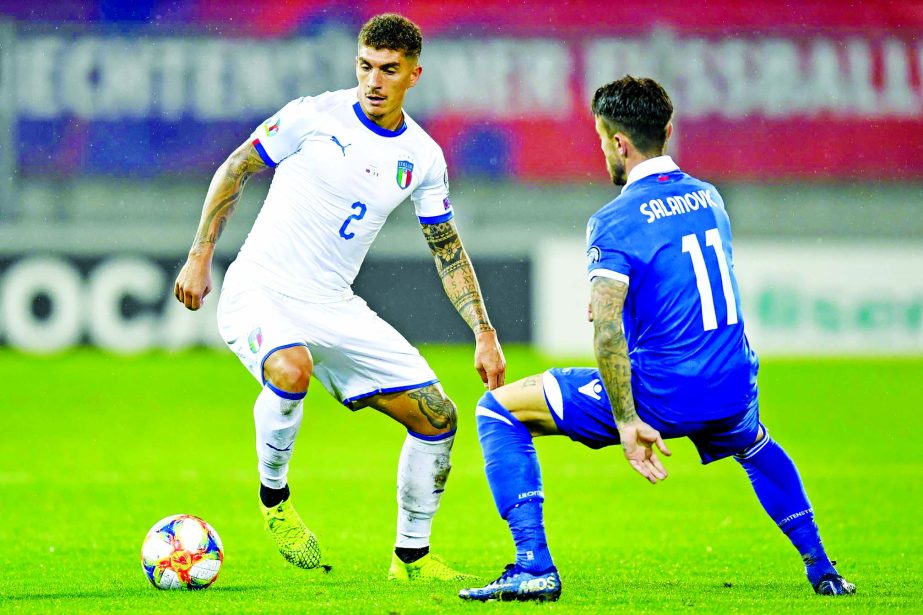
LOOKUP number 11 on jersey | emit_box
[682,228,739,331]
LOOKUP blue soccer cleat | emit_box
[813,572,856,595]
[459,564,561,602]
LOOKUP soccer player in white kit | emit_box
[173,13,506,580]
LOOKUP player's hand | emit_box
[618,419,671,484]
[474,328,506,390]
[173,253,213,311]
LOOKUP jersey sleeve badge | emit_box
[587,246,601,264]
[264,115,281,137]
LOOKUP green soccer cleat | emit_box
[388,552,476,581]
[261,499,323,569]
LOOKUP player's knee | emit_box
[434,396,458,433]
[264,347,312,393]
[478,385,556,438]
[415,393,457,435]
[475,391,518,432]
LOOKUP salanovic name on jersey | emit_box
[234,88,453,302]
[586,156,759,423]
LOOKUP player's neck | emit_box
[623,153,656,181]
[367,107,406,132]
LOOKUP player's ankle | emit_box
[395,545,429,563]
[802,550,836,586]
[260,483,290,508]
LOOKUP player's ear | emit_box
[613,133,628,158]
[408,63,423,88]
[665,121,673,144]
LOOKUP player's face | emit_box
[356,46,422,124]
[594,116,627,186]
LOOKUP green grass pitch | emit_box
[0,347,920,613]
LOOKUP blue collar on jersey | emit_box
[352,102,408,137]
[622,155,680,192]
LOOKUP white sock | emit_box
[253,385,305,490]
[395,431,455,549]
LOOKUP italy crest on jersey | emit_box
[396,160,414,190]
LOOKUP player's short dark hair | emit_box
[358,13,423,60]
[591,76,673,155]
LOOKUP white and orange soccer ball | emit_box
[141,514,224,590]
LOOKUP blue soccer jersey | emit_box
[586,156,759,423]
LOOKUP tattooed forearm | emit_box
[591,277,638,426]
[422,220,494,334]
[406,385,458,430]
[190,142,267,252]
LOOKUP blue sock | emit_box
[735,433,836,586]
[476,392,555,574]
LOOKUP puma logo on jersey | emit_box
[578,379,603,400]
[330,135,352,157]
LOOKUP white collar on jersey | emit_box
[621,155,679,192]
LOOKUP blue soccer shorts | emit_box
[541,368,761,464]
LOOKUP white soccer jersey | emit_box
[234,87,453,302]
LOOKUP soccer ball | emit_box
[141,514,224,590]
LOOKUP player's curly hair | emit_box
[592,76,673,155]
[358,13,423,60]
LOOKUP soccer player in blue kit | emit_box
[459,76,855,602]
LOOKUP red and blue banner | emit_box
[6,0,923,181]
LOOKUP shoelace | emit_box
[490,564,518,585]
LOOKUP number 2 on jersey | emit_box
[339,201,367,240]
[681,228,738,331]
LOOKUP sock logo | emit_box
[517,490,543,500]
[777,507,814,528]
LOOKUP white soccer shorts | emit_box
[216,272,438,407]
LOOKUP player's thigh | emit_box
[686,400,763,464]
[541,367,622,448]
[309,296,439,407]
[363,382,457,436]
[216,279,312,390]
[491,375,560,437]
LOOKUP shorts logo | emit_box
[587,246,601,265]
[264,115,280,137]
[248,328,263,354]
[396,160,413,190]
[578,379,603,400]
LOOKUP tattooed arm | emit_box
[422,220,506,389]
[590,276,671,483]
[174,141,268,310]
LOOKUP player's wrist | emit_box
[474,325,496,338]
[188,242,216,260]
[614,414,642,430]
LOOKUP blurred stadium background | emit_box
[0,0,921,356]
